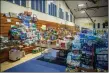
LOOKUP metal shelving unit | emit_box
[95,47,108,71]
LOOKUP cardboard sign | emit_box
[41,25,46,30]
[7,19,11,22]
[11,25,15,28]
[16,22,19,25]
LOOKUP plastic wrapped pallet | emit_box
[9,49,25,61]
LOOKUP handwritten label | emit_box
[7,19,11,22]
[16,22,19,25]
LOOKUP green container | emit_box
[36,50,38,53]
[32,50,37,54]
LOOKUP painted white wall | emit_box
[75,16,108,30]
[1,1,75,26]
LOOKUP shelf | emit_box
[96,60,108,62]
[56,57,66,60]
[72,49,81,51]
[80,58,92,60]
[72,58,80,61]
[79,67,96,72]
[96,54,108,55]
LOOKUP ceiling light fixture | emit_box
[78,4,85,7]
[81,11,85,13]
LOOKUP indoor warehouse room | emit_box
[0,0,108,72]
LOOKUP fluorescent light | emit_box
[81,11,85,13]
[78,4,85,7]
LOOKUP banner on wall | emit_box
[82,23,93,29]
[41,25,46,30]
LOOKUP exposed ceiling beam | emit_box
[74,5,108,12]
[75,15,108,19]
[88,0,98,4]
[84,10,95,24]
[84,5,108,10]
[63,0,75,19]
